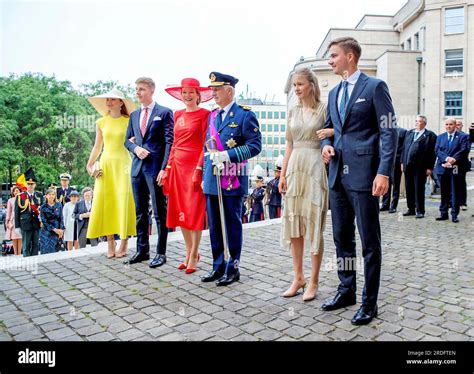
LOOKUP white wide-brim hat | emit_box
[88,89,136,116]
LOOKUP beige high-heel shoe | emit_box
[282,281,307,298]
[302,284,318,302]
[116,240,128,258]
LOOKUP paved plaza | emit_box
[0,182,473,342]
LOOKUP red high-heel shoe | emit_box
[184,253,200,274]
[178,263,187,270]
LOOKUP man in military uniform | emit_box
[57,173,72,205]
[201,72,262,286]
[14,170,42,257]
[249,176,265,222]
[267,163,282,219]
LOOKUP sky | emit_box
[0,0,407,109]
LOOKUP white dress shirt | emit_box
[337,70,361,110]
[219,101,235,122]
[139,101,156,127]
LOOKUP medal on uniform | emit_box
[226,138,237,148]
[229,122,238,128]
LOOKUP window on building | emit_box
[280,137,285,144]
[262,137,266,145]
[268,124,273,132]
[274,112,279,119]
[267,137,273,145]
[445,91,463,116]
[445,7,464,34]
[281,112,286,119]
[261,112,267,119]
[273,150,280,157]
[255,111,260,119]
[281,124,286,132]
[406,38,411,50]
[274,124,279,132]
[414,33,419,50]
[261,123,266,132]
[266,150,273,158]
[445,49,463,75]
[274,137,279,145]
[267,111,273,119]
[400,42,404,50]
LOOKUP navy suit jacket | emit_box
[321,72,398,191]
[203,102,262,196]
[434,131,470,175]
[401,128,437,172]
[125,103,174,178]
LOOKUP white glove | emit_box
[210,151,230,170]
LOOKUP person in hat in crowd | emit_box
[124,77,174,268]
[63,190,80,250]
[39,188,65,254]
[73,187,99,249]
[266,155,283,219]
[14,169,42,257]
[5,186,23,255]
[455,120,470,211]
[280,67,329,302]
[201,71,262,286]
[249,175,265,222]
[86,89,137,258]
[434,118,471,223]
[57,173,73,206]
[161,78,212,274]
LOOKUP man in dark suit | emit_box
[455,120,471,211]
[267,163,282,219]
[14,170,42,257]
[321,37,398,325]
[381,127,407,213]
[124,77,174,268]
[435,118,471,223]
[400,115,437,218]
[73,187,98,248]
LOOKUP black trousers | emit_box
[439,170,462,217]
[21,229,39,257]
[382,162,402,210]
[404,166,428,214]
[132,173,168,256]
[329,181,382,307]
[458,172,467,206]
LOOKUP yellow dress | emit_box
[87,115,136,240]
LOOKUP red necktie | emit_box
[140,107,149,137]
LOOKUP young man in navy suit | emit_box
[321,37,398,325]
[124,77,174,268]
[435,118,471,223]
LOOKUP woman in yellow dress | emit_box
[86,89,137,258]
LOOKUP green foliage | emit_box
[0,73,135,192]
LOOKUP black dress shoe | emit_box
[415,213,425,219]
[124,252,149,265]
[149,254,166,268]
[351,304,378,325]
[380,206,389,212]
[201,270,224,283]
[216,272,240,287]
[388,208,397,214]
[452,216,459,223]
[321,292,356,311]
[436,215,449,221]
[403,210,416,216]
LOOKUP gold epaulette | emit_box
[239,105,252,111]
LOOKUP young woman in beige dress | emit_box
[280,67,334,301]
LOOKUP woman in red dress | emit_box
[162,78,212,274]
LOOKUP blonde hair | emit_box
[135,77,155,90]
[293,67,321,110]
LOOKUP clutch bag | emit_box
[92,161,103,178]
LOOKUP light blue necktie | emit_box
[339,81,349,122]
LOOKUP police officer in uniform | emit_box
[57,173,73,205]
[14,170,42,257]
[249,176,265,222]
[267,163,282,219]
[201,72,262,286]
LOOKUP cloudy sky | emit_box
[1,0,406,108]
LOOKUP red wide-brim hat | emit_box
[165,78,214,103]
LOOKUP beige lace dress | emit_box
[281,102,328,255]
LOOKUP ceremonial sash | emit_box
[209,110,245,191]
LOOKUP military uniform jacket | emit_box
[56,187,72,205]
[203,102,262,196]
[14,192,42,231]
[267,177,281,206]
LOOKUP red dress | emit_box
[165,108,209,230]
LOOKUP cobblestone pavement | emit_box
[0,183,472,342]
